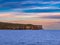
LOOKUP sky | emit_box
[0,0,60,30]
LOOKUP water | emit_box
[0,30,60,45]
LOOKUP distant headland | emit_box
[0,22,43,30]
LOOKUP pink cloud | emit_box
[0,12,60,18]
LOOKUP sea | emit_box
[0,30,60,45]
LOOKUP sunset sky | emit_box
[0,0,60,30]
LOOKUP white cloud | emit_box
[20,1,60,4]
[13,6,60,11]
[0,1,60,10]
[0,1,60,6]
[28,6,60,9]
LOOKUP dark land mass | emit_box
[0,22,43,30]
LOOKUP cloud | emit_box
[34,13,60,19]
[0,1,60,9]
[13,6,59,11]
[12,6,60,13]
[0,12,60,21]
[0,1,60,13]
[0,13,14,18]
[6,1,60,4]
[20,1,60,4]
[0,12,39,20]
[38,13,60,19]
[25,6,60,9]
[42,15,60,19]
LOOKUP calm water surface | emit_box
[0,30,60,45]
